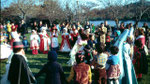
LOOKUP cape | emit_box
[114,29,137,84]
[8,54,36,84]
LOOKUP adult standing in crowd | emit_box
[84,21,91,32]
[104,21,111,33]
[119,22,125,33]
[19,20,27,36]
[32,21,38,32]
[38,21,43,33]
[142,23,149,47]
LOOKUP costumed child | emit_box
[88,34,96,49]
[0,34,12,60]
[106,46,120,84]
[22,36,29,52]
[6,21,12,42]
[30,30,40,55]
[94,43,108,84]
[83,45,93,65]
[59,28,71,52]
[11,23,18,32]
[111,30,121,45]
[122,36,138,84]
[70,27,78,47]
[67,51,92,84]
[39,29,51,54]
[67,29,89,65]
[135,28,145,49]
[50,26,59,51]
[8,41,36,84]
[10,30,21,49]
[35,51,66,84]
[132,40,148,81]
[105,32,111,51]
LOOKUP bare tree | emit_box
[9,0,36,21]
[40,0,65,23]
[97,0,132,28]
[132,0,150,28]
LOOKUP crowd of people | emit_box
[0,20,149,84]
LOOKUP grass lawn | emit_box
[0,33,150,84]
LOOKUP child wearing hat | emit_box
[67,51,92,84]
[35,51,66,84]
[8,41,36,84]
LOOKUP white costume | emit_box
[0,43,12,59]
[67,36,87,66]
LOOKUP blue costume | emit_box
[22,39,29,52]
[114,29,137,84]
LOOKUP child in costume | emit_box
[67,51,92,84]
[39,29,51,54]
[8,41,36,84]
[6,21,12,42]
[60,28,71,52]
[70,27,78,47]
[105,32,111,51]
[88,34,96,49]
[114,30,121,42]
[50,26,59,51]
[11,23,18,32]
[83,45,93,65]
[67,29,89,65]
[132,40,148,81]
[94,43,108,84]
[30,30,40,55]
[106,46,120,84]
[35,51,66,84]
[111,30,121,45]
[22,36,29,52]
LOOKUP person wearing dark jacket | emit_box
[19,20,27,36]
[35,51,66,84]
[8,41,36,84]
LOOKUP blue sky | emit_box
[1,0,150,9]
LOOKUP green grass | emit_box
[0,33,150,84]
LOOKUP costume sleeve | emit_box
[88,66,92,83]
[8,55,36,84]
[8,56,20,83]
[67,67,74,83]
[21,57,36,83]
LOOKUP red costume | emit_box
[136,35,145,48]
[39,30,50,54]
[60,33,71,52]
[30,31,40,55]
[70,30,78,47]
[11,25,18,32]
